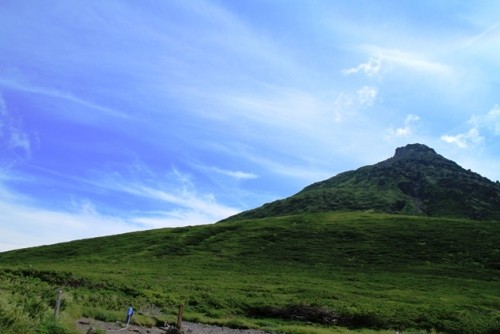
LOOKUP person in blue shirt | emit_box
[125,306,134,325]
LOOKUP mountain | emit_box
[1,144,499,333]
[228,143,500,221]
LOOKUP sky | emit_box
[1,0,499,252]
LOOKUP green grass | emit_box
[231,145,500,221]
[0,212,499,333]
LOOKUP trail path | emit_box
[76,317,272,334]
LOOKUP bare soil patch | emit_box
[76,317,271,334]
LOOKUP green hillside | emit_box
[229,144,500,221]
[1,144,499,333]
[1,212,499,333]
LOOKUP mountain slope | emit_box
[0,212,499,333]
[2,212,498,272]
[229,144,500,221]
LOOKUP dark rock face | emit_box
[394,143,437,158]
[228,144,500,221]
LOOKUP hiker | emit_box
[125,306,134,325]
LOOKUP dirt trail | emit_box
[76,317,272,334]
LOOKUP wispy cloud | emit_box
[0,94,31,157]
[342,46,451,83]
[0,164,241,251]
[357,86,378,107]
[441,128,483,148]
[0,167,133,251]
[0,78,129,119]
[385,114,421,140]
[213,86,327,130]
[235,148,332,184]
[463,21,500,48]
[362,46,452,75]
[92,166,242,225]
[441,105,499,149]
[330,86,378,122]
[0,187,136,252]
[470,105,500,135]
[210,167,258,180]
[342,57,382,77]
[124,184,238,220]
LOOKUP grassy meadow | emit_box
[0,212,499,333]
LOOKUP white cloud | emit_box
[0,164,242,252]
[235,149,331,184]
[405,114,421,123]
[342,57,382,77]
[0,193,136,252]
[331,93,354,122]
[0,170,136,252]
[96,166,242,224]
[357,86,378,107]
[470,104,500,135]
[363,46,452,75]
[124,184,239,221]
[73,198,99,216]
[330,87,377,122]
[441,128,483,148]
[385,114,421,139]
[0,94,31,157]
[441,105,499,149]
[210,167,258,180]
[217,86,326,131]
[0,181,239,252]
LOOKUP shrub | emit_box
[248,304,339,325]
[36,316,72,334]
[82,307,121,323]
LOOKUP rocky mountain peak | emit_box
[393,143,437,159]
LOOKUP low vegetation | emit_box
[1,212,499,333]
[230,144,500,221]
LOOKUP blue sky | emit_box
[1,0,499,251]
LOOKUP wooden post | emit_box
[54,289,63,318]
[176,304,184,331]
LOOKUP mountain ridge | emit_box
[227,143,500,221]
